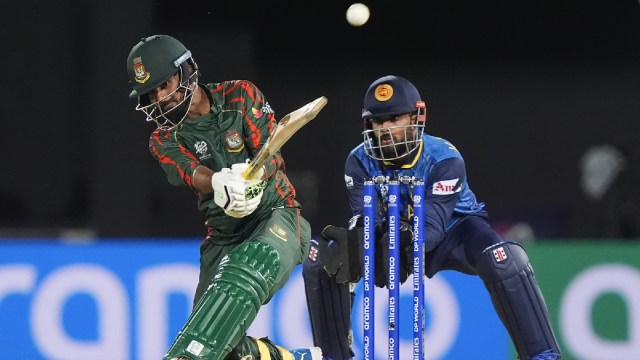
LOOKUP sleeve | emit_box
[238,80,281,178]
[424,157,466,251]
[344,152,368,220]
[148,129,201,190]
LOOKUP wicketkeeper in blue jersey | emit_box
[303,75,561,360]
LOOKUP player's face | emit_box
[370,113,417,158]
[147,72,184,113]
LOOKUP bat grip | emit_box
[242,152,269,180]
[241,165,257,180]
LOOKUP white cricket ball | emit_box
[346,3,370,27]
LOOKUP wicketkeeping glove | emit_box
[318,225,364,283]
[375,221,414,288]
[211,166,266,218]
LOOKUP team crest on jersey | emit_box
[194,141,212,160]
[493,247,508,262]
[133,57,150,84]
[225,130,244,152]
[432,178,461,195]
[269,224,288,241]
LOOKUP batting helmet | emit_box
[126,34,196,99]
[361,75,427,161]
[361,75,424,119]
[127,34,199,128]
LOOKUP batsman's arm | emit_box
[149,127,262,195]
[149,129,206,190]
[192,165,214,193]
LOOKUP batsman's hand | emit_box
[211,166,267,218]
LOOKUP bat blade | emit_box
[242,96,328,180]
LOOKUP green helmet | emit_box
[126,34,194,99]
[127,35,199,128]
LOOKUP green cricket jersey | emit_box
[148,80,301,240]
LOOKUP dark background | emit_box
[2,0,639,239]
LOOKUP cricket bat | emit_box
[242,96,328,180]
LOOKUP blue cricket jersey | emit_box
[344,134,487,251]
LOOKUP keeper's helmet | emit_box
[361,75,427,161]
[126,34,199,128]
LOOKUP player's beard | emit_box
[158,88,193,125]
[160,100,189,123]
[378,127,417,160]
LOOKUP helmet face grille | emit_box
[360,75,427,161]
[362,123,425,161]
[135,63,199,129]
[128,35,202,128]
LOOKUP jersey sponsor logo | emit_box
[493,247,508,262]
[262,102,274,114]
[269,224,288,241]
[432,178,461,195]
[444,140,458,152]
[344,174,354,188]
[224,130,244,152]
[133,57,150,84]
[251,102,274,119]
[251,107,263,118]
[194,140,212,160]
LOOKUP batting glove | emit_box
[211,167,266,218]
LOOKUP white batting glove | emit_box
[211,167,266,218]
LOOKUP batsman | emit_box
[127,34,322,360]
[303,75,562,360]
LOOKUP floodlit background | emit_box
[2,0,640,239]
[1,1,640,359]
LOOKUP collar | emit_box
[382,140,423,169]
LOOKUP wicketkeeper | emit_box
[303,75,561,360]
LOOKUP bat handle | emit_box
[241,165,256,180]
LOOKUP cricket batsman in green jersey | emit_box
[127,34,323,360]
